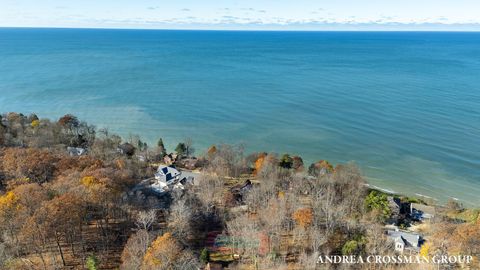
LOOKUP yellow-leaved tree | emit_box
[0,191,19,211]
[0,191,21,251]
[142,233,181,270]
[31,119,40,128]
[419,243,430,258]
[81,176,98,187]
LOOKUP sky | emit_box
[1,0,480,30]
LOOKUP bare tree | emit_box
[205,144,246,177]
[257,196,290,253]
[196,175,224,213]
[315,182,338,238]
[135,210,157,231]
[297,251,319,270]
[0,242,13,269]
[120,230,151,270]
[184,138,194,157]
[308,227,327,254]
[226,214,261,264]
[365,223,392,255]
[167,199,193,241]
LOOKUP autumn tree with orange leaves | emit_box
[293,208,314,228]
[1,148,58,184]
[253,152,267,176]
[142,233,179,269]
[141,233,198,270]
[22,193,86,267]
[308,160,334,177]
[431,218,480,268]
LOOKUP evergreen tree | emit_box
[175,143,186,156]
[157,138,167,156]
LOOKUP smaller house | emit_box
[163,153,177,165]
[230,180,252,193]
[410,203,436,221]
[67,147,86,156]
[230,180,253,203]
[386,229,423,253]
[239,180,253,193]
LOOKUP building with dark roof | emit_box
[410,203,436,221]
[155,165,181,185]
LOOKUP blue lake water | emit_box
[0,28,479,205]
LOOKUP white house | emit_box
[155,166,181,185]
[144,165,195,195]
[67,147,86,156]
[386,229,422,253]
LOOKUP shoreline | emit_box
[167,142,478,208]
[80,121,480,208]
[2,110,477,208]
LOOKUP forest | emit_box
[0,112,478,270]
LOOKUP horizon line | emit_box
[2,26,480,32]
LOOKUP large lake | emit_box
[1,28,479,205]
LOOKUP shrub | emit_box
[86,255,98,270]
[364,191,391,220]
[279,154,293,169]
[200,248,210,264]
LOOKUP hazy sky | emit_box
[1,0,480,30]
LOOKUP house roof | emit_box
[155,166,181,182]
[67,147,86,156]
[387,230,421,249]
[411,203,436,216]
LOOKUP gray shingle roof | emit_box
[387,230,421,250]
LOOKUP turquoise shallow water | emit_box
[0,28,479,205]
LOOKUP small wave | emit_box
[368,184,397,194]
[415,193,438,201]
